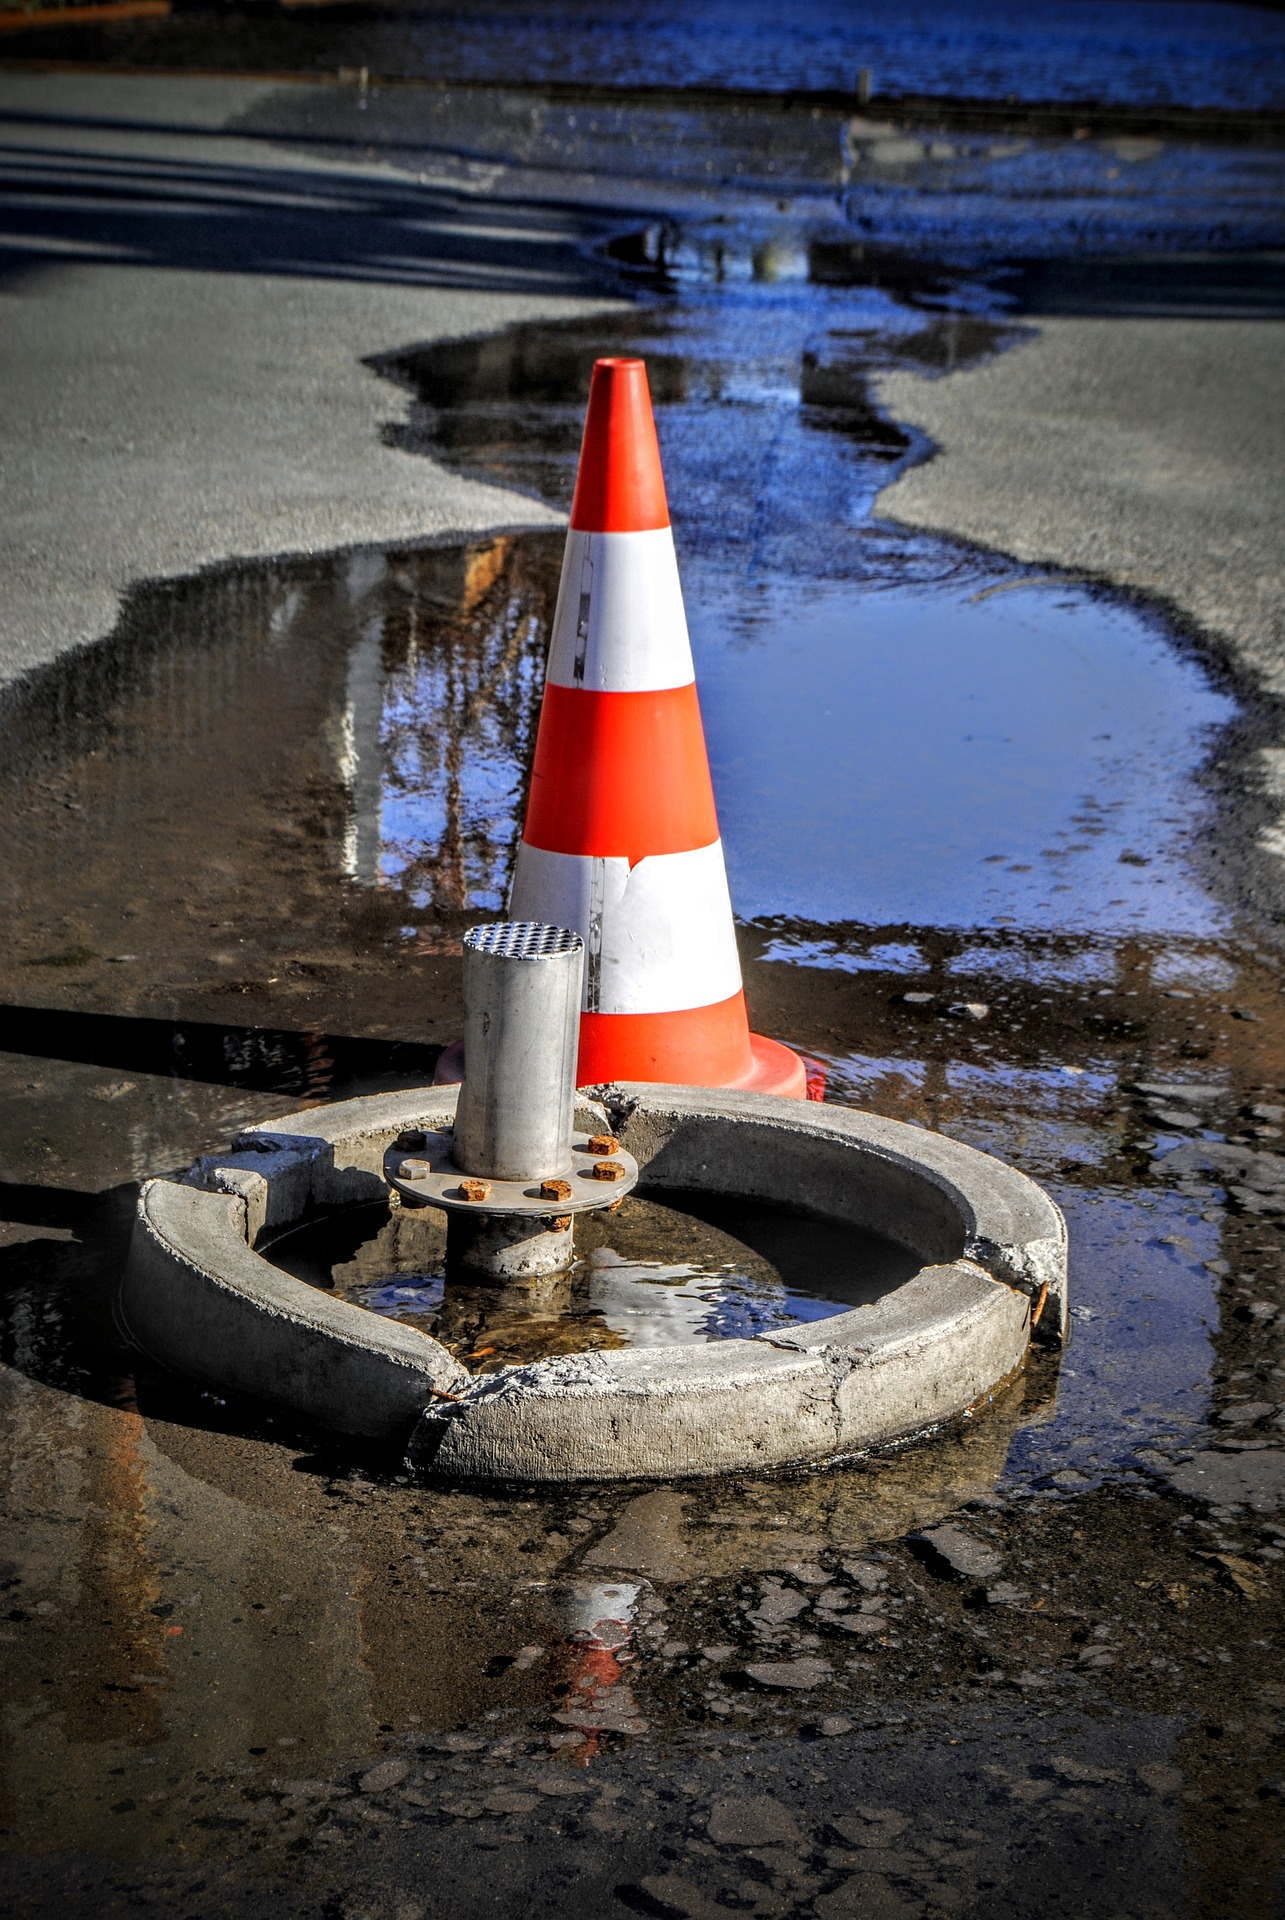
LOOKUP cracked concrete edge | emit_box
[120,1082,1065,1476]
[120,1182,469,1441]
[591,1081,1069,1344]
[412,1257,1030,1482]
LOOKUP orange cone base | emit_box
[738,1032,810,1101]
[575,994,807,1100]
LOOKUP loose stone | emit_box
[358,1758,410,1794]
[707,1795,802,1847]
[744,1657,831,1690]
[907,1525,1003,1582]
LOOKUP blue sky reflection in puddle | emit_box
[691,570,1234,935]
[1003,1184,1220,1488]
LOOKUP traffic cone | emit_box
[508,357,807,1098]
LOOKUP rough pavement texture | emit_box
[876,318,1285,696]
[0,71,618,687]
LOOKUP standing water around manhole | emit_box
[268,1191,920,1371]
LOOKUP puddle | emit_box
[374,285,1233,939]
[0,285,1236,1011]
[0,526,1233,950]
[0,535,563,1005]
[697,573,1231,932]
[268,1191,921,1370]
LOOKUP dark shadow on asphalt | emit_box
[0,119,616,293]
[0,1178,104,1233]
[1008,250,1285,319]
[0,1175,138,1407]
[0,1004,441,1099]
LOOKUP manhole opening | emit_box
[267,1189,920,1372]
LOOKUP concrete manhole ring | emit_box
[120,1083,1067,1483]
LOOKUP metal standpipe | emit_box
[449,922,585,1280]
[454,921,583,1181]
[384,921,641,1280]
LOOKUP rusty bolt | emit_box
[585,1134,620,1156]
[396,1128,427,1150]
[588,1160,626,1182]
[552,1214,572,1231]
[540,1177,574,1202]
[458,1177,491,1203]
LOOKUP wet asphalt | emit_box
[3,23,1285,1920]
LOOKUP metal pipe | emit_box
[453,921,584,1182]
[446,1210,575,1280]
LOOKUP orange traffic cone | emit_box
[509,357,806,1097]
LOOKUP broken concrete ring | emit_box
[120,1082,1067,1481]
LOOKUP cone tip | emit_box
[570,356,670,533]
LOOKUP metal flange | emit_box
[385,1128,639,1218]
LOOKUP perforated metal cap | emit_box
[464,921,583,961]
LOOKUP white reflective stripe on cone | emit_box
[509,840,743,1015]
[546,529,695,693]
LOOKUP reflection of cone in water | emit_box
[509,357,807,1096]
[548,1580,648,1758]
